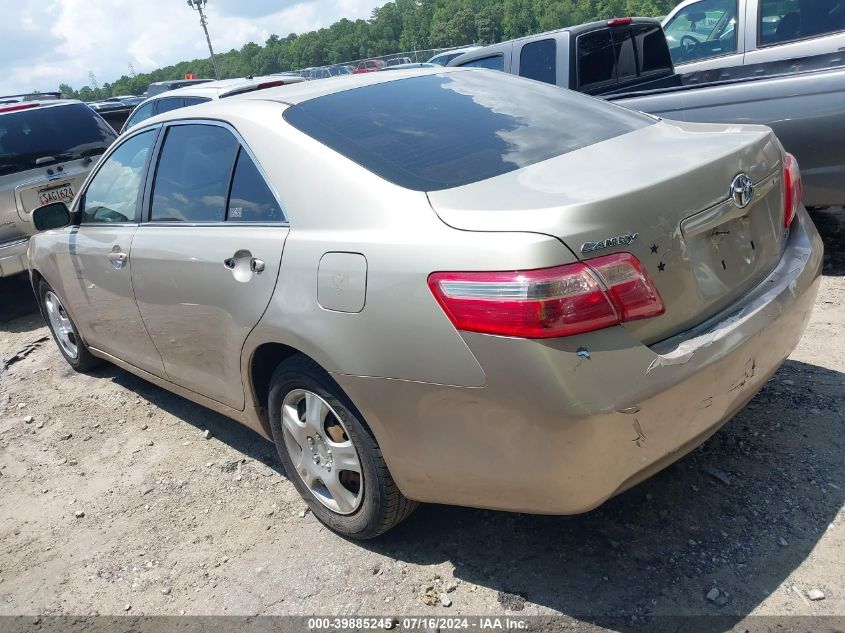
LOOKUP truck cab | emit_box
[449,18,678,96]
[663,0,845,73]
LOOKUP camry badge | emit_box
[581,232,638,254]
[730,173,754,209]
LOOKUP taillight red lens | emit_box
[783,152,802,229]
[608,17,634,25]
[428,253,664,339]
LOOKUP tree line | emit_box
[58,0,682,100]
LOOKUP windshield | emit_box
[0,103,116,177]
[283,71,653,191]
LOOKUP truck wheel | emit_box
[268,355,417,539]
[38,281,103,372]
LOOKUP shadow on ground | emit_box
[0,275,39,331]
[811,207,845,276]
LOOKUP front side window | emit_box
[124,102,154,131]
[663,0,738,64]
[519,39,557,84]
[460,55,504,71]
[81,130,156,224]
[150,124,239,222]
[227,149,284,222]
[759,0,845,45]
[155,98,183,115]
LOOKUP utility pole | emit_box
[187,0,221,80]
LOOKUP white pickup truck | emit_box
[663,0,845,72]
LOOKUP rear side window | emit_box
[519,39,557,84]
[183,96,212,107]
[460,55,504,70]
[227,149,284,222]
[283,72,652,191]
[759,0,845,45]
[577,30,616,90]
[151,124,239,222]
[0,103,116,176]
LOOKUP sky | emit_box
[0,0,384,96]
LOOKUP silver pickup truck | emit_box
[0,98,116,277]
[449,18,845,208]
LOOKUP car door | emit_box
[744,0,845,64]
[130,121,289,410]
[51,126,167,377]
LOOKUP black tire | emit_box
[268,355,417,539]
[38,281,103,372]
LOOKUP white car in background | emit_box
[426,46,482,66]
[121,75,305,133]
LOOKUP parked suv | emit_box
[0,99,116,277]
[122,75,305,133]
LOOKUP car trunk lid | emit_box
[427,119,786,344]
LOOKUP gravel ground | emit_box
[0,209,843,630]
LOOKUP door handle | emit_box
[223,254,264,275]
[107,251,128,270]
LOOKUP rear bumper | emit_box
[334,208,823,514]
[0,237,29,278]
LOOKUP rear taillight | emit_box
[0,102,39,113]
[428,253,664,339]
[783,152,802,229]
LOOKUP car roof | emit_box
[229,67,462,106]
[0,99,86,115]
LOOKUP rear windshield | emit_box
[283,72,653,191]
[0,103,116,177]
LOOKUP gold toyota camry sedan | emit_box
[27,69,822,538]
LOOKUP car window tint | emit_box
[125,102,154,131]
[150,124,239,222]
[611,28,637,83]
[183,96,212,107]
[664,0,738,63]
[634,24,674,74]
[760,0,845,44]
[155,98,183,115]
[0,103,116,177]
[460,55,504,70]
[577,29,617,90]
[226,149,284,222]
[283,72,652,192]
[81,130,156,224]
[519,39,556,84]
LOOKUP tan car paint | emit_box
[27,70,823,515]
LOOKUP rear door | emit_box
[130,121,288,410]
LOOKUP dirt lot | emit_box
[0,210,843,630]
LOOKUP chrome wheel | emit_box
[44,291,78,360]
[281,389,364,515]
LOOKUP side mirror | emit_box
[32,201,71,231]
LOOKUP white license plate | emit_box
[38,184,74,206]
